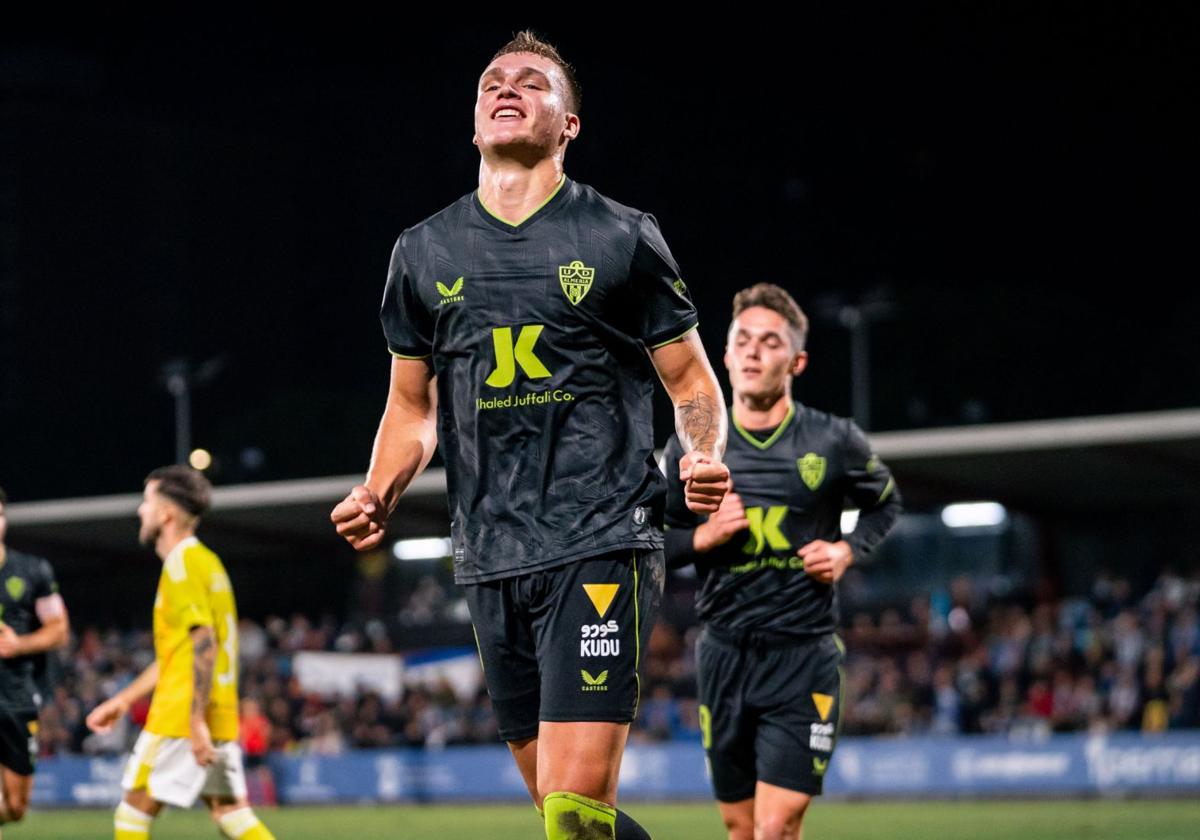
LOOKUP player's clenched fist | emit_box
[693,490,751,553]
[679,450,731,514]
[798,539,853,584]
[86,696,129,734]
[330,485,388,550]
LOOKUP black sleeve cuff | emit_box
[664,526,698,569]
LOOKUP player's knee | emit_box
[543,790,617,840]
[721,811,754,840]
[754,810,804,840]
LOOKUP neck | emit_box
[156,527,195,562]
[734,390,793,430]
[0,543,5,565]
[477,155,565,225]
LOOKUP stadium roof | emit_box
[7,408,1199,563]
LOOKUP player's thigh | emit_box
[1,766,33,816]
[697,631,757,804]
[716,796,755,840]
[753,781,812,840]
[533,549,664,729]
[464,578,541,742]
[535,720,629,803]
[752,636,843,798]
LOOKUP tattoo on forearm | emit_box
[192,633,215,716]
[678,391,719,455]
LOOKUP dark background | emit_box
[2,6,1198,501]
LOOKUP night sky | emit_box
[2,7,1197,501]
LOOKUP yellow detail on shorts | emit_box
[582,583,619,619]
[812,692,834,723]
[145,538,240,741]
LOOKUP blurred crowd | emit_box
[31,568,1200,761]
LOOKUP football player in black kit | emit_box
[663,284,901,840]
[0,485,70,838]
[331,32,730,840]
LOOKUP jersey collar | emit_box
[474,175,571,233]
[731,401,796,451]
[164,535,199,565]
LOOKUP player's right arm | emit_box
[331,357,438,551]
[84,660,160,734]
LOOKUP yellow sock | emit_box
[114,801,153,840]
[217,808,276,840]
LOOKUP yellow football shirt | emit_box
[145,537,240,741]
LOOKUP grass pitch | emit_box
[8,799,1200,839]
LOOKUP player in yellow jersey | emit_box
[86,466,275,840]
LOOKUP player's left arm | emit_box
[800,421,903,584]
[630,212,730,513]
[189,623,218,766]
[0,560,70,657]
[650,331,731,514]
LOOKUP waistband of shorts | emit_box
[703,624,827,650]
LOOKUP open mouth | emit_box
[492,107,525,120]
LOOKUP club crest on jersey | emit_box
[5,577,25,601]
[798,453,827,491]
[436,276,465,306]
[559,260,594,305]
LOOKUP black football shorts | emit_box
[465,549,664,742]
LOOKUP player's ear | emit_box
[562,113,580,141]
[792,351,809,376]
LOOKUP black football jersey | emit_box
[663,403,901,637]
[0,549,59,708]
[381,178,698,583]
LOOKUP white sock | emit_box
[217,808,264,839]
[115,801,154,836]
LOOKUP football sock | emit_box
[544,790,616,840]
[216,808,276,840]
[114,801,153,839]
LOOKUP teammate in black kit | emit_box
[331,32,729,840]
[0,485,70,837]
[663,284,901,840]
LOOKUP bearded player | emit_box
[87,467,275,840]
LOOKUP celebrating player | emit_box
[662,284,902,840]
[331,31,729,840]
[86,467,275,840]
[0,485,70,837]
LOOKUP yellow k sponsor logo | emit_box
[812,692,834,722]
[486,325,551,388]
[742,506,791,555]
[582,584,620,619]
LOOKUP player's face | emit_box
[0,502,6,545]
[725,306,808,402]
[137,481,167,546]
[473,52,579,158]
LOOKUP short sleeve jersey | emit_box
[0,549,59,709]
[145,537,240,741]
[664,403,901,638]
[381,177,698,583]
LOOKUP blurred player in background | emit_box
[662,284,902,840]
[332,30,729,840]
[0,485,70,837]
[87,467,275,840]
